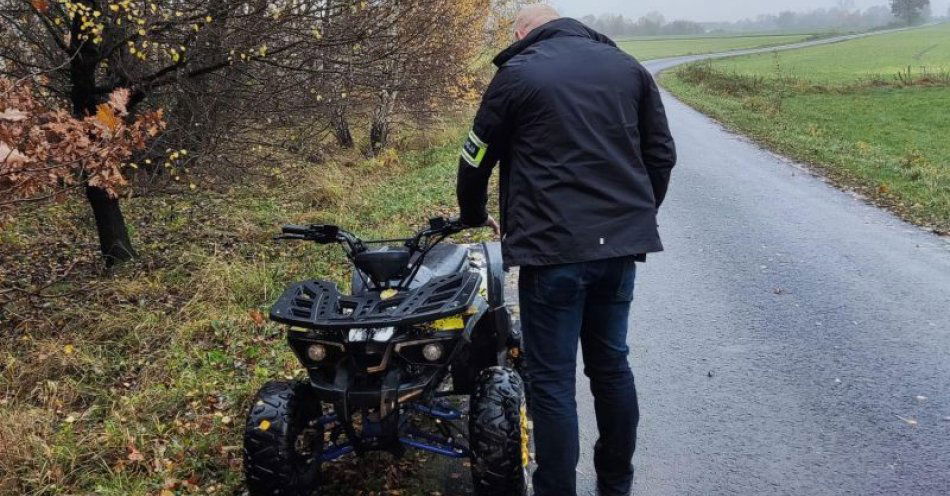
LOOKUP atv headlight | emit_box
[307,344,327,362]
[395,337,457,365]
[422,343,443,362]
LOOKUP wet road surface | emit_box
[579,32,950,496]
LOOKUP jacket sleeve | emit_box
[637,68,677,208]
[456,69,517,227]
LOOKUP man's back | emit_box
[455,11,677,496]
[457,18,676,267]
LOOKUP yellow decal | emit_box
[520,402,530,467]
[430,315,465,331]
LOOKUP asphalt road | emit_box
[568,35,950,495]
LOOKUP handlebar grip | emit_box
[282,224,312,236]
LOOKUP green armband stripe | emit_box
[468,130,487,148]
[461,130,488,168]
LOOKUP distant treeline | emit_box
[706,5,902,33]
[580,13,705,37]
[582,4,930,38]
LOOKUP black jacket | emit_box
[457,18,676,267]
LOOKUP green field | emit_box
[662,23,950,232]
[619,33,817,61]
[706,24,950,83]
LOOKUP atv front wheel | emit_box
[469,366,529,496]
[244,380,323,496]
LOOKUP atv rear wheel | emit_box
[244,380,323,496]
[469,366,529,496]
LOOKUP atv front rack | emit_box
[270,271,481,330]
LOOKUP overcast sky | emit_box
[550,0,950,23]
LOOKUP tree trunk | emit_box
[333,104,354,149]
[369,89,398,155]
[85,185,137,264]
[70,1,136,266]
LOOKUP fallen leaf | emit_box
[127,444,145,462]
[258,419,271,431]
[0,108,28,121]
[95,103,120,132]
[249,309,266,327]
[108,88,131,116]
[31,0,50,13]
[63,344,75,355]
[0,142,29,165]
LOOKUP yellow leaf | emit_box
[95,104,120,132]
[63,344,75,355]
[258,420,271,431]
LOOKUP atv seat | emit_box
[411,243,468,288]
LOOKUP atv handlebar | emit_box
[281,225,311,236]
[279,224,343,244]
[277,217,471,252]
[277,217,484,290]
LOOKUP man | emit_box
[456,5,676,496]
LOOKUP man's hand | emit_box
[484,215,501,237]
[461,215,501,237]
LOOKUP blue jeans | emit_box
[519,256,639,496]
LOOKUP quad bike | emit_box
[243,217,529,496]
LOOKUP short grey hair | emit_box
[514,4,561,38]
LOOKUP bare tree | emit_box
[891,0,931,25]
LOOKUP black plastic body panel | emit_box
[481,242,506,308]
[270,271,480,330]
[353,248,410,284]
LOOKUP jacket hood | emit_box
[493,17,617,67]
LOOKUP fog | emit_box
[551,0,950,23]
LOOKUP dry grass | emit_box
[0,119,476,495]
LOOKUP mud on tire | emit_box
[244,380,322,496]
[469,366,528,496]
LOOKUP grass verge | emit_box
[660,24,950,233]
[0,118,482,495]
